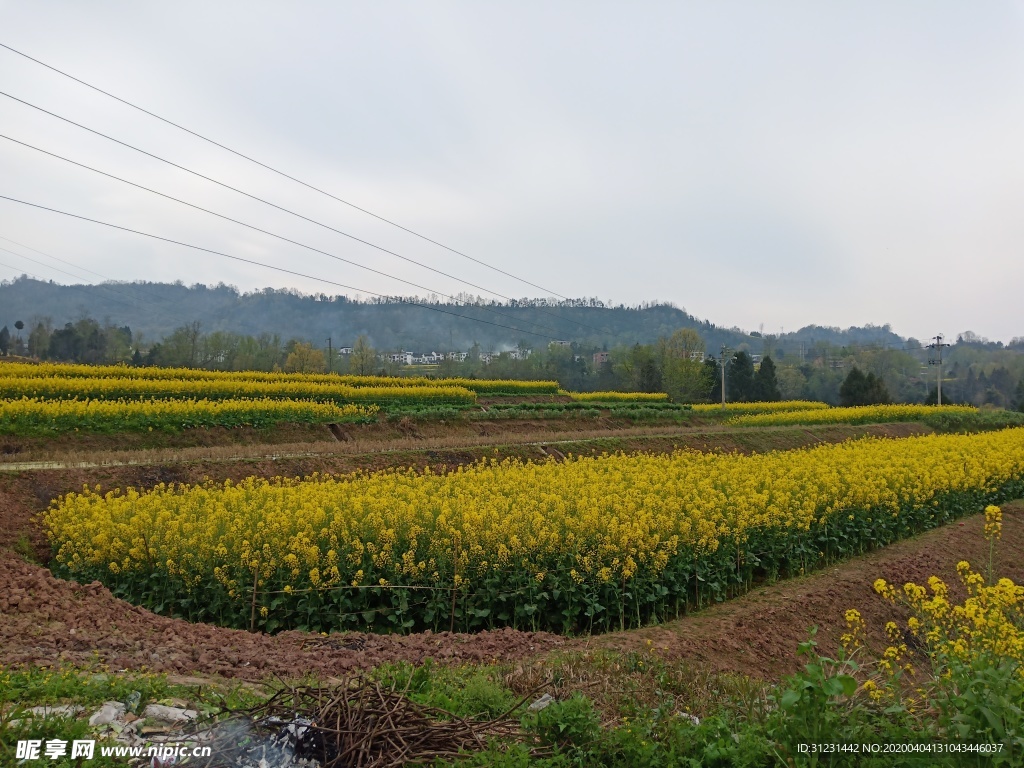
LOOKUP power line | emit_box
[0,90,606,337]
[0,42,577,301]
[0,245,144,307]
[0,241,175,310]
[0,232,108,281]
[0,233,178,308]
[0,258,139,311]
[0,132,567,339]
[0,243,99,284]
[0,195,566,341]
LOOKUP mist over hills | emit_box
[0,276,907,356]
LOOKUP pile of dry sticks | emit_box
[188,676,541,767]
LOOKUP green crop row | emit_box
[0,397,377,435]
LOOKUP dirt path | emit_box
[1,503,1019,683]
[0,421,929,471]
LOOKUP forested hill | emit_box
[0,277,906,353]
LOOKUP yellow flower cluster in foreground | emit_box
[45,429,1024,634]
[729,404,977,427]
[984,503,1003,540]
[873,560,1024,678]
[0,362,558,394]
[0,396,376,434]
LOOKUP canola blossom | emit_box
[0,374,476,407]
[567,391,670,402]
[729,404,977,427]
[879,562,1024,678]
[0,362,558,395]
[46,429,1024,635]
[867,505,1024,680]
[690,400,830,414]
[0,396,376,435]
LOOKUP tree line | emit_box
[2,315,1023,410]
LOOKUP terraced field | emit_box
[3,361,1023,766]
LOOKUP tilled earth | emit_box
[1,449,1021,683]
[0,554,563,678]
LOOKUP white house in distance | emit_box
[380,348,531,366]
[411,351,446,364]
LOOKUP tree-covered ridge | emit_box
[0,276,904,354]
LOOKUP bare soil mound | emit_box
[0,554,564,679]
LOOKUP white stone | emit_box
[528,693,554,711]
[89,701,126,726]
[142,704,199,723]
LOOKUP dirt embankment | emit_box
[0,554,563,679]
[0,416,929,466]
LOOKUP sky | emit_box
[1,1,1023,343]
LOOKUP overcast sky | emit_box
[2,2,1023,342]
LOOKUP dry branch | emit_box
[189,676,535,768]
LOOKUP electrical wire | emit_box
[0,42,579,301]
[0,194,566,340]
[0,232,180,309]
[0,258,139,310]
[0,243,172,309]
[0,90,606,335]
[0,132,573,339]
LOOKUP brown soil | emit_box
[0,423,339,457]
[476,395,574,405]
[0,421,928,477]
[0,554,563,678]
[0,411,929,465]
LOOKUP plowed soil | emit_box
[0,419,928,467]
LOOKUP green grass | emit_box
[6,630,1021,768]
[373,660,518,720]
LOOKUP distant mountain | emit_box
[0,276,907,355]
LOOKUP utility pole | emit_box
[326,337,333,374]
[927,334,950,404]
[720,344,730,410]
